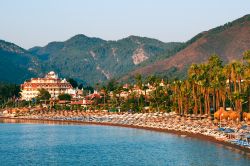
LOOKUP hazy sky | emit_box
[0,0,250,49]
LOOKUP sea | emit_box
[0,121,249,166]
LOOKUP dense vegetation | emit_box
[36,89,51,101]
[0,40,39,83]
[94,51,250,118]
[58,93,72,101]
[29,35,183,85]
[0,82,20,107]
[0,35,183,85]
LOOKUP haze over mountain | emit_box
[0,14,249,84]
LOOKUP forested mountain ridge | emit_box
[0,40,40,83]
[29,34,183,84]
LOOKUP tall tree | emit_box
[37,89,51,100]
[67,78,78,88]
[243,50,250,112]
[58,93,72,101]
[207,55,224,112]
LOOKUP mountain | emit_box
[0,40,40,83]
[124,14,250,80]
[1,14,249,85]
[29,34,183,84]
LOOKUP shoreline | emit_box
[1,116,250,155]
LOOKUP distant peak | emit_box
[69,34,89,40]
[0,39,26,54]
[120,35,151,41]
[242,14,250,19]
[67,34,106,43]
[128,35,140,39]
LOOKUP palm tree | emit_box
[178,80,191,115]
[207,55,224,113]
[142,83,149,107]
[100,87,107,109]
[198,64,210,115]
[170,80,179,114]
[243,50,250,112]
[188,64,199,115]
[230,61,244,115]
[243,50,250,66]
[235,62,244,114]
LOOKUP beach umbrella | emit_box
[196,114,202,119]
[223,128,235,133]
[245,134,250,139]
[211,125,218,129]
[241,125,248,130]
[175,115,180,119]
[243,112,247,120]
[214,107,229,120]
[243,112,250,121]
[218,127,225,131]
[227,108,233,114]
[229,111,240,121]
[221,112,229,120]
[200,114,207,119]
[205,119,213,126]
[214,110,220,120]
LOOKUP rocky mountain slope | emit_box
[29,35,182,84]
[124,14,250,80]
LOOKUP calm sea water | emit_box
[0,121,249,166]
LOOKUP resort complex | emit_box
[1,52,250,153]
[20,71,73,100]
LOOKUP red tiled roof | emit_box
[71,101,83,105]
[58,100,71,104]
[85,93,101,100]
[71,100,93,105]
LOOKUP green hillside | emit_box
[29,35,183,84]
[0,40,40,83]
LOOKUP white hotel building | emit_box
[20,71,73,101]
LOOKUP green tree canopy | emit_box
[36,89,51,100]
[106,79,118,92]
[58,93,72,101]
[67,78,78,88]
[0,83,20,104]
[243,50,250,67]
[78,83,83,89]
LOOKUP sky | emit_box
[0,0,250,49]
